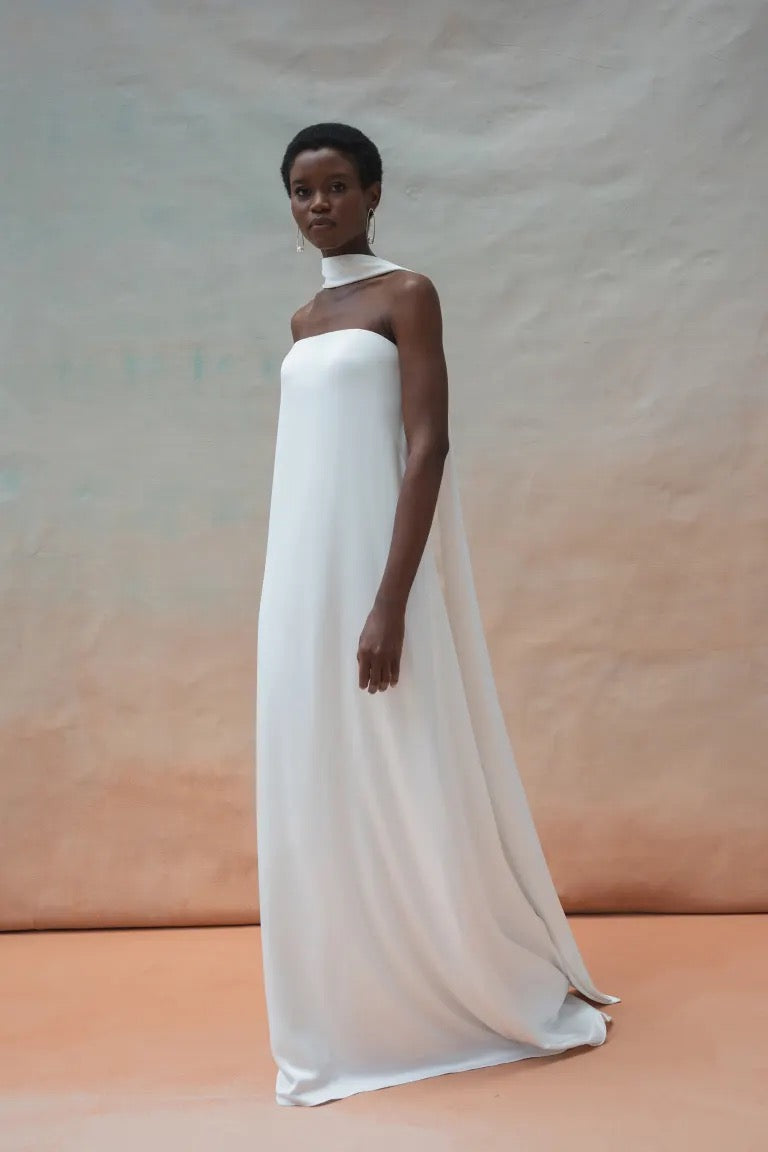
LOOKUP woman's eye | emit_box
[330,182,346,192]
[294,188,309,199]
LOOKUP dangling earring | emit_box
[296,225,304,254]
[366,208,376,245]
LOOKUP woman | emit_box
[257,122,619,1108]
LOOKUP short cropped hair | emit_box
[280,122,383,195]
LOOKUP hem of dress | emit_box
[569,983,622,1007]
[275,1014,612,1107]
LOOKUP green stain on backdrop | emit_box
[0,468,21,502]
[124,352,138,384]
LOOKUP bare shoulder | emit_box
[290,299,315,341]
[388,270,443,337]
[389,269,440,305]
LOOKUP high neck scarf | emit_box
[320,252,405,288]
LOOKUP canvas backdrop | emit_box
[1,0,767,928]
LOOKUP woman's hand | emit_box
[357,599,405,693]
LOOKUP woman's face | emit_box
[289,147,380,253]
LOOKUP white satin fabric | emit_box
[256,255,618,1107]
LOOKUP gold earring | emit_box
[366,208,376,244]
[296,225,304,253]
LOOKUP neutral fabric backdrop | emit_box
[2,0,766,928]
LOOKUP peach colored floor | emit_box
[1,916,766,1151]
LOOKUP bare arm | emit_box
[357,274,450,693]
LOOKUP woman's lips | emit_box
[310,219,335,229]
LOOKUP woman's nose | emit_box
[310,190,330,211]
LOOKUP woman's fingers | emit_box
[358,650,400,693]
[375,661,389,692]
[367,655,382,693]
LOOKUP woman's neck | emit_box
[319,241,374,258]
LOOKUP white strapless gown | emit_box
[256,255,618,1107]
